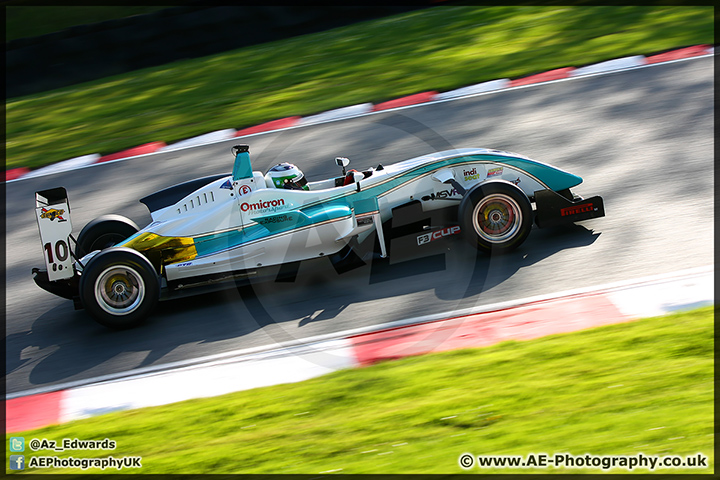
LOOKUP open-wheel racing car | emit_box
[33,145,605,329]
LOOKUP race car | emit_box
[33,145,605,329]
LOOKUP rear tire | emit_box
[76,215,139,257]
[79,247,159,329]
[459,181,532,254]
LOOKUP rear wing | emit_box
[35,187,74,281]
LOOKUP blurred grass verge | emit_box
[7,305,713,474]
[6,6,713,171]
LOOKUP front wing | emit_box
[534,189,605,228]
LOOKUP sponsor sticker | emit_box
[255,214,295,225]
[487,167,503,178]
[240,198,287,214]
[417,225,461,245]
[220,180,232,190]
[237,184,252,196]
[39,208,67,222]
[463,167,482,182]
[560,203,594,216]
[421,188,460,201]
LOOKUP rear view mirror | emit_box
[431,168,455,184]
[335,157,350,175]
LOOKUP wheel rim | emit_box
[472,193,523,244]
[94,265,145,316]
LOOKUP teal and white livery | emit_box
[33,145,605,329]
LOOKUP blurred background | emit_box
[6,4,434,97]
[5,4,712,173]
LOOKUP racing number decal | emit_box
[36,201,74,281]
[43,239,70,265]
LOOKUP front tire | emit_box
[459,181,532,254]
[79,247,159,329]
[76,215,139,258]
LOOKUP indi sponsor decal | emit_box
[463,167,481,182]
[240,198,286,213]
[237,184,252,196]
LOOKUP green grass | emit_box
[5,6,172,42]
[6,6,714,171]
[7,306,713,474]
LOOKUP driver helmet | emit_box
[265,163,308,190]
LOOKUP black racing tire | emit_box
[76,215,139,258]
[459,181,533,254]
[79,247,159,329]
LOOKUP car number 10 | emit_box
[35,202,74,281]
[44,239,70,265]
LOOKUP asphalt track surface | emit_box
[5,57,713,395]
